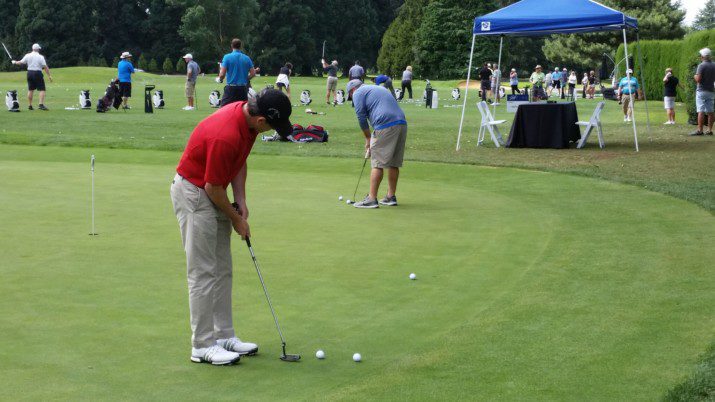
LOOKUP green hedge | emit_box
[617,29,715,123]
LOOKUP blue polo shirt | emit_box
[551,71,561,81]
[375,75,389,85]
[619,77,639,95]
[352,85,406,131]
[221,50,253,85]
[118,60,135,83]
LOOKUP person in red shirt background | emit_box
[170,89,292,366]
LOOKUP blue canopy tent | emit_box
[456,0,648,151]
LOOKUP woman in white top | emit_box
[568,71,577,99]
[581,73,589,99]
[509,68,520,94]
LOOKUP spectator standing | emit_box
[117,51,135,109]
[275,62,292,99]
[544,70,553,97]
[529,65,545,100]
[373,74,396,98]
[561,68,568,99]
[587,71,597,99]
[568,70,577,100]
[478,63,492,103]
[690,48,715,136]
[581,72,589,99]
[491,64,502,104]
[12,43,52,110]
[398,66,413,100]
[509,68,520,94]
[345,80,407,209]
[662,68,679,125]
[349,61,365,82]
[321,59,339,104]
[550,68,561,97]
[183,54,200,111]
[618,69,640,122]
[217,38,256,107]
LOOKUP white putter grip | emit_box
[90,155,95,171]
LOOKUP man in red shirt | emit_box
[170,89,292,366]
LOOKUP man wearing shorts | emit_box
[12,43,52,110]
[218,38,256,107]
[322,59,339,105]
[662,68,679,125]
[275,62,292,99]
[478,62,492,103]
[690,48,715,136]
[183,54,200,111]
[346,79,407,209]
[117,52,135,109]
[618,69,640,122]
[171,89,293,365]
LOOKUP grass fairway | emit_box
[0,145,712,400]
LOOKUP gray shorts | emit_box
[370,124,407,169]
[326,76,338,91]
[696,90,714,113]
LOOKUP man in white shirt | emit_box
[12,43,53,110]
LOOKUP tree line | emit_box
[0,0,696,79]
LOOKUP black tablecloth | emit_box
[506,102,581,148]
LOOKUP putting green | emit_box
[0,145,712,400]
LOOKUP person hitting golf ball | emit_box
[346,79,407,209]
[170,89,293,366]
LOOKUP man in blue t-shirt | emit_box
[217,38,255,107]
[372,74,396,98]
[117,51,135,109]
[618,69,640,122]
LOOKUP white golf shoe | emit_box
[191,345,241,365]
[218,337,259,356]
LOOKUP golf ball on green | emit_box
[352,353,361,362]
[346,199,352,204]
[409,273,416,280]
[316,350,325,359]
[339,196,343,201]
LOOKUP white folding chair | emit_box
[576,101,605,149]
[476,101,506,148]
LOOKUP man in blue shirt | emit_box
[218,38,255,107]
[349,61,365,82]
[550,68,561,98]
[618,69,640,122]
[372,74,396,98]
[346,80,407,209]
[117,51,135,109]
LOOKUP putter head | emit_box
[280,353,301,362]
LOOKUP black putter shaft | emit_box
[351,149,370,202]
[245,238,300,362]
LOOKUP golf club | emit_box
[1,42,12,60]
[322,40,326,60]
[350,149,370,204]
[245,237,300,362]
[90,155,97,236]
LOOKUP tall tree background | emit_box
[542,0,686,71]
[377,0,431,77]
[692,0,715,31]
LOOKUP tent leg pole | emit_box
[636,32,651,137]
[457,34,477,151]
[493,36,504,119]
[623,29,639,152]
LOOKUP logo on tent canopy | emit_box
[481,22,491,31]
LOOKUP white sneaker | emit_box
[182,106,194,110]
[218,337,258,356]
[624,116,628,122]
[191,345,240,365]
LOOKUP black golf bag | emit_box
[6,90,20,112]
[152,90,165,109]
[209,90,221,108]
[602,86,618,101]
[79,90,91,109]
[300,90,312,106]
[96,79,122,113]
[335,89,345,105]
[144,85,155,113]
[261,124,329,143]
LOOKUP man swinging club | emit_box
[170,89,293,365]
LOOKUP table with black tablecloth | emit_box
[506,102,581,148]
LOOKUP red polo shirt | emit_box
[176,102,257,189]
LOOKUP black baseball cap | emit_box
[256,89,293,138]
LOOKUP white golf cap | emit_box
[183,53,193,59]
[700,47,711,57]
[626,68,633,74]
[32,43,41,50]
[555,67,559,70]
[120,51,132,59]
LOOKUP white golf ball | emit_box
[409,273,416,280]
[339,196,343,201]
[346,199,352,204]
[316,350,325,359]
[352,353,361,362]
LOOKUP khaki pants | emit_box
[622,95,633,116]
[170,174,235,348]
[371,124,407,168]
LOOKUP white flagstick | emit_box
[90,155,97,236]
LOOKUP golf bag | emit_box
[602,87,618,101]
[6,90,20,112]
[261,124,329,143]
[79,90,92,109]
[152,90,165,109]
[451,88,461,100]
[300,90,312,106]
[96,79,122,113]
[395,88,402,99]
[209,90,221,108]
[248,87,257,99]
[335,90,346,105]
